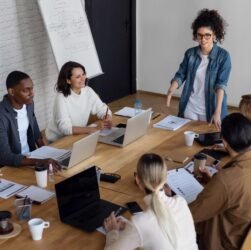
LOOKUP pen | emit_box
[104,107,109,120]
[114,207,123,217]
[152,113,161,120]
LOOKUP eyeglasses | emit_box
[197,33,212,40]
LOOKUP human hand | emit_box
[103,212,126,232]
[163,183,172,197]
[102,115,112,130]
[212,143,227,153]
[210,112,221,131]
[166,88,174,107]
[197,166,213,184]
[39,158,62,172]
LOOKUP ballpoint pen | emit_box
[104,107,109,120]
[114,207,123,217]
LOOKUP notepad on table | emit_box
[166,168,203,203]
[153,115,190,131]
[16,185,55,204]
[115,107,143,117]
[27,146,70,160]
[0,179,27,199]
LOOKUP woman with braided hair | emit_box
[103,153,198,250]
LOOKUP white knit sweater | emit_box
[45,86,111,141]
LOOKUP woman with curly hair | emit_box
[166,9,231,131]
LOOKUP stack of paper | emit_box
[27,146,70,160]
[153,115,190,131]
[166,168,203,203]
[0,179,27,199]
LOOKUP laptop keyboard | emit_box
[60,157,71,167]
[112,135,124,144]
[56,151,71,166]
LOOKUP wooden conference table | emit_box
[0,115,222,250]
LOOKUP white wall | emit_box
[0,0,86,130]
[137,0,251,106]
[0,0,59,130]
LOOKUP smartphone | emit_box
[212,159,221,168]
[126,202,143,214]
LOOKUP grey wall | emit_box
[137,0,251,106]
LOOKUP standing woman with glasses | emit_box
[166,9,231,131]
[103,153,198,250]
[46,61,112,142]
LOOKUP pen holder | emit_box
[14,198,32,221]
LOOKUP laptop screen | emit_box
[55,166,99,219]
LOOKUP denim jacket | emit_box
[171,43,231,122]
[0,95,42,166]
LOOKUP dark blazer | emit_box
[0,95,42,166]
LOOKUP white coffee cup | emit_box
[28,218,50,241]
[184,131,199,146]
[35,165,47,188]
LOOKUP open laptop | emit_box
[99,108,152,147]
[55,166,127,232]
[195,132,222,146]
[57,131,99,169]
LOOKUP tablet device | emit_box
[195,132,222,146]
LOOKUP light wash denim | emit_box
[171,43,231,122]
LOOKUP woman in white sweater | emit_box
[104,153,198,250]
[46,61,112,142]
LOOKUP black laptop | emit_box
[195,132,222,146]
[55,166,127,232]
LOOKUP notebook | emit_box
[16,185,55,204]
[154,115,190,131]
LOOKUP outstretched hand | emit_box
[209,112,221,131]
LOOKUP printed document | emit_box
[153,115,190,131]
[27,146,70,160]
[166,168,203,203]
[115,107,146,117]
[0,179,26,199]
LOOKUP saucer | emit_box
[0,223,22,239]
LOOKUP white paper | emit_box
[0,179,27,199]
[153,115,190,131]
[114,107,145,117]
[167,168,204,204]
[27,146,70,160]
[16,185,55,204]
[96,216,129,235]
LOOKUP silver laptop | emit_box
[98,109,152,147]
[58,131,99,169]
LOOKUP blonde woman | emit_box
[103,153,198,250]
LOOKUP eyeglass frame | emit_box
[196,33,213,40]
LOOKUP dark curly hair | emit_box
[191,9,227,44]
[56,61,86,97]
